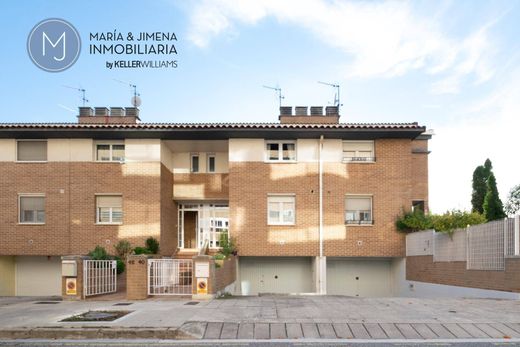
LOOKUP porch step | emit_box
[174,249,200,259]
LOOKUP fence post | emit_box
[515,215,520,256]
[504,217,508,256]
[465,224,470,269]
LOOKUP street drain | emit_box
[61,310,131,322]
[34,301,60,304]
[113,302,133,306]
[185,301,199,305]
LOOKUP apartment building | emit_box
[0,106,430,297]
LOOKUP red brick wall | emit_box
[173,173,229,200]
[160,164,177,256]
[0,161,175,256]
[230,139,427,257]
[406,255,520,292]
[214,256,237,292]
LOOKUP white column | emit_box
[515,215,520,256]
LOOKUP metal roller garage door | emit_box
[15,256,61,296]
[240,257,313,295]
[327,258,392,297]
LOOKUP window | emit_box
[19,195,45,224]
[207,154,216,173]
[96,143,125,162]
[96,195,123,224]
[345,195,373,225]
[412,200,425,212]
[191,154,199,173]
[343,141,374,162]
[266,141,296,162]
[17,140,47,162]
[268,195,295,225]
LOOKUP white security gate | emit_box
[148,259,193,295]
[83,260,117,297]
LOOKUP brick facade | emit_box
[230,139,428,257]
[406,255,520,293]
[0,161,175,256]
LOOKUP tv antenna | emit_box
[263,85,284,108]
[114,79,142,107]
[318,81,342,112]
[62,85,89,106]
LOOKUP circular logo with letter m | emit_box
[27,18,81,72]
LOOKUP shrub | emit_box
[145,237,160,254]
[113,240,132,261]
[133,246,152,255]
[88,246,109,260]
[213,253,226,260]
[114,256,125,274]
[396,209,486,234]
[219,232,236,257]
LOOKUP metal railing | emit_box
[343,157,376,162]
[83,260,117,297]
[148,259,193,295]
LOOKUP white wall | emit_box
[172,151,228,173]
[0,139,15,161]
[48,139,93,161]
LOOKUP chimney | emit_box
[77,107,140,124]
[279,105,340,124]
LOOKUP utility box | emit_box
[62,260,77,277]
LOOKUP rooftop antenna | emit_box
[263,85,284,108]
[318,81,342,112]
[114,79,142,107]
[62,85,89,106]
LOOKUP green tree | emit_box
[505,184,520,216]
[483,173,505,220]
[471,165,487,214]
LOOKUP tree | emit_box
[483,173,506,220]
[471,165,487,214]
[505,184,520,216]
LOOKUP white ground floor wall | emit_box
[0,256,62,296]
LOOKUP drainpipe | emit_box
[318,135,325,294]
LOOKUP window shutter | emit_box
[346,197,371,210]
[96,196,122,208]
[17,141,47,161]
[20,196,45,210]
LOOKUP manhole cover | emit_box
[34,301,60,304]
[185,301,199,305]
[113,302,133,306]
[83,312,117,320]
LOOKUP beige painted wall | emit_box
[0,139,16,161]
[48,139,93,161]
[229,138,343,163]
[172,152,228,173]
[0,256,15,295]
[125,139,161,163]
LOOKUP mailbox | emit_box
[62,260,77,277]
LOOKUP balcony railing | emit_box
[345,219,374,225]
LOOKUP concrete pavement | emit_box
[0,295,519,341]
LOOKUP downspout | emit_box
[318,135,324,294]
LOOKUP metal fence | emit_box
[83,260,117,297]
[406,216,519,271]
[148,259,193,295]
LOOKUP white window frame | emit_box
[267,194,296,225]
[18,194,46,225]
[345,194,373,225]
[342,140,375,163]
[190,153,200,173]
[265,140,297,162]
[95,142,125,162]
[207,153,216,173]
[95,194,123,225]
[16,140,48,163]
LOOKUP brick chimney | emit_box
[279,106,340,124]
[77,107,140,124]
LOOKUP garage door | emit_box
[240,257,313,295]
[327,258,391,297]
[15,256,61,296]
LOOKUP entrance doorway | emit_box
[178,203,229,250]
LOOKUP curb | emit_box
[0,328,197,340]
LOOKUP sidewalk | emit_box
[0,296,519,341]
